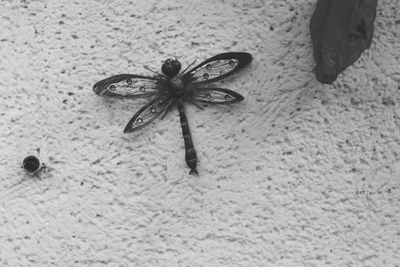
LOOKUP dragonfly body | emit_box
[161,59,198,174]
[93,52,252,175]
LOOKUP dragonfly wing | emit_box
[93,74,165,99]
[181,52,252,85]
[186,87,244,104]
[124,94,173,133]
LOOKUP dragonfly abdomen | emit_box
[177,99,198,175]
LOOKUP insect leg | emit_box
[161,100,175,120]
[176,99,198,175]
[186,99,205,110]
[178,59,197,78]
[144,65,163,77]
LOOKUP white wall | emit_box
[1,0,399,266]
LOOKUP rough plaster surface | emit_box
[0,0,399,266]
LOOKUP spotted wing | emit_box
[93,74,165,99]
[187,87,244,104]
[124,94,173,133]
[182,52,252,85]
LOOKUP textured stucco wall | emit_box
[1,0,399,266]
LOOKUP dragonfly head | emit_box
[162,58,181,77]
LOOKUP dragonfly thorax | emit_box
[168,77,185,97]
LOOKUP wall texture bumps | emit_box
[0,0,399,266]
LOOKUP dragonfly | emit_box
[93,52,252,175]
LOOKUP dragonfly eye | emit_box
[161,58,181,77]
